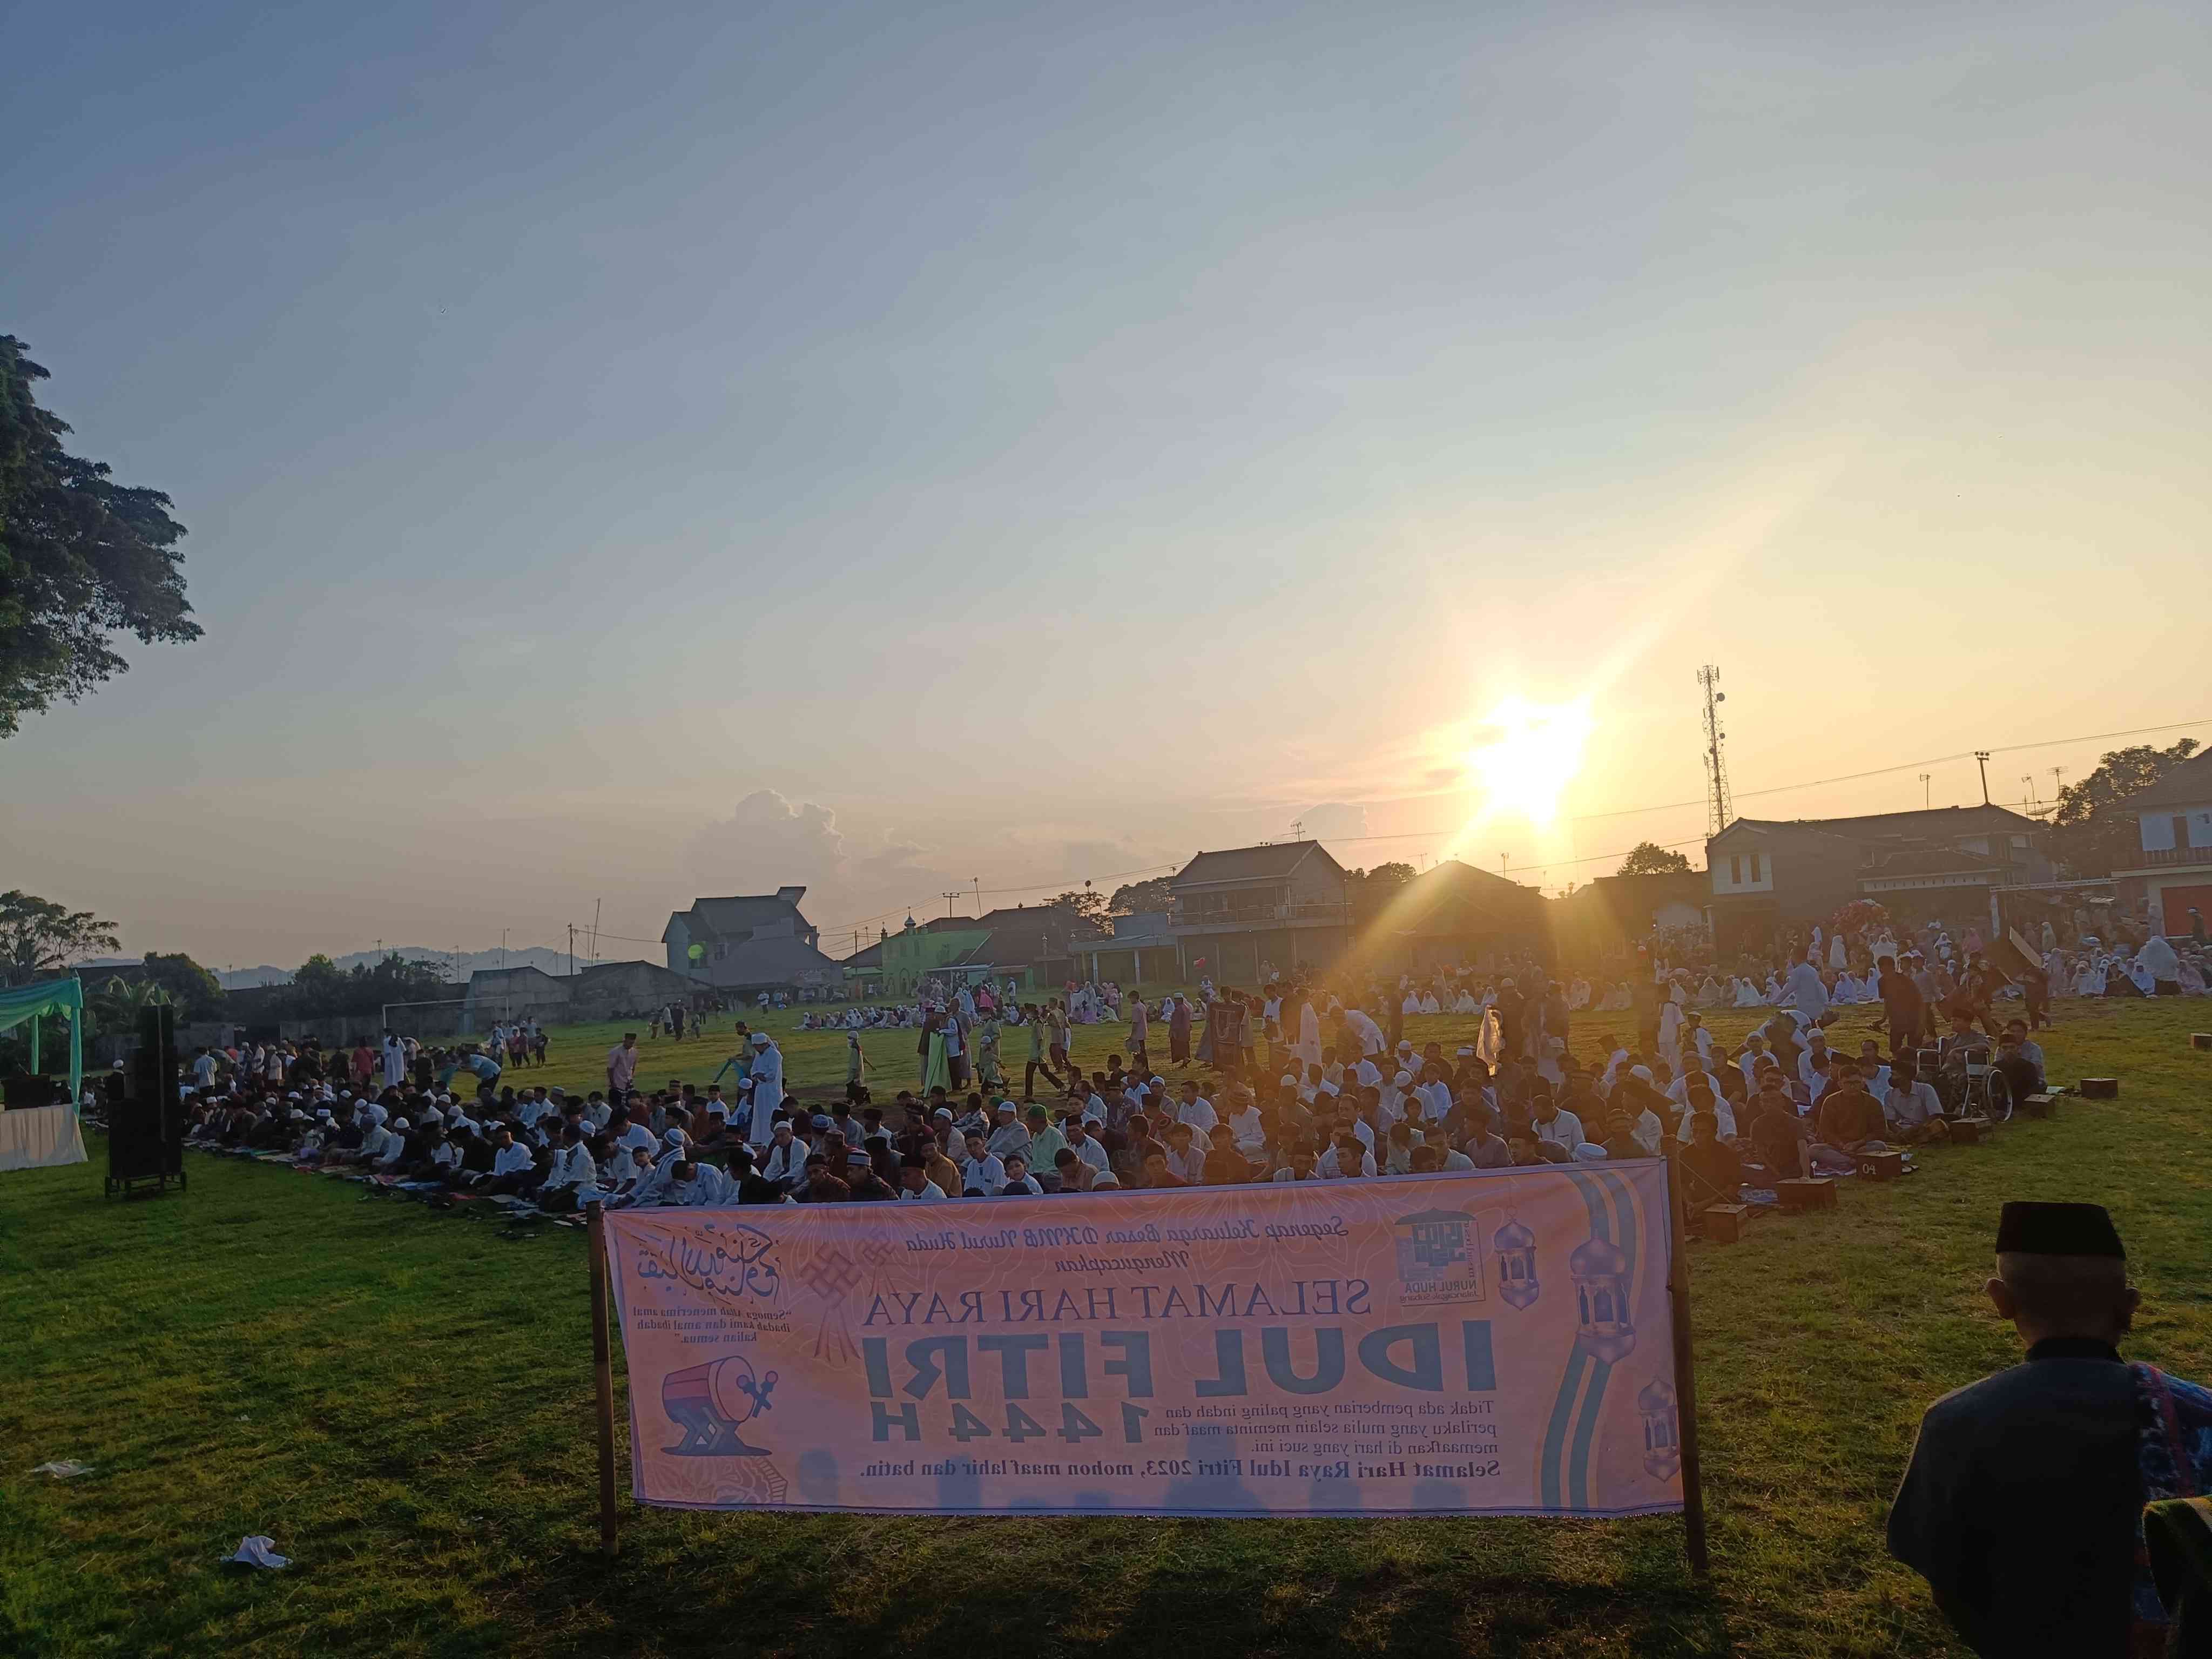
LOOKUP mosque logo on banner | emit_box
[1391,1209,1486,1306]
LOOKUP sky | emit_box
[4,1,2208,970]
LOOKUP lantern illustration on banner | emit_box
[1637,1378,1680,1479]
[1493,1219,1540,1310]
[1569,1235,1636,1361]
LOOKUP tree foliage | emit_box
[1347,861,1418,925]
[0,335,200,737]
[1617,841,1693,876]
[1045,889,1110,927]
[1108,875,1176,915]
[280,952,452,1020]
[0,889,119,985]
[2049,739,2202,878]
[137,950,226,1019]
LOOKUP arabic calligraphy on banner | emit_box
[601,1164,1683,1518]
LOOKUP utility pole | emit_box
[1974,751,1992,805]
[1696,666,1731,836]
[974,876,982,918]
[942,891,961,920]
[569,923,577,978]
[1919,772,1931,809]
[501,928,509,969]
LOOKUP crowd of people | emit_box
[140,928,2086,1226]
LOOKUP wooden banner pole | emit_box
[1664,1152,1712,1579]
[587,1199,620,1557]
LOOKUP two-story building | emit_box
[1707,805,2051,952]
[2110,747,2212,938]
[662,890,842,997]
[1166,840,1351,984]
[878,905,1088,998]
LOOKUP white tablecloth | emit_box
[0,1104,88,1172]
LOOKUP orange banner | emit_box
[603,1164,1683,1517]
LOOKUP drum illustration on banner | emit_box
[662,1355,779,1457]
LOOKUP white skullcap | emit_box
[1279,1074,1299,1087]
[1393,1071,1413,1088]
[393,1117,411,1130]
[1629,1066,1654,1084]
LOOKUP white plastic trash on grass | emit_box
[31,1460,94,1478]
[224,1536,291,1569]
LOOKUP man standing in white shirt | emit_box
[606,1033,640,1100]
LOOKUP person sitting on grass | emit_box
[1000,1151,1043,1195]
[897,1153,946,1201]
[1678,1110,1743,1215]
[1992,1031,2046,1111]
[1055,1145,1099,1192]
[1743,1078,1810,1183]
[1811,1060,1889,1170]
[1881,1056,1950,1144]
[538,1124,597,1212]
[958,1130,1007,1197]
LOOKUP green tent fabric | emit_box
[0,977,85,1101]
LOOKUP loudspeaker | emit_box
[3,1071,58,1109]
[107,1003,185,1197]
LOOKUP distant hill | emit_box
[213,946,570,990]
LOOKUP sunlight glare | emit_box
[1464,697,1595,827]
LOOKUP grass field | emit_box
[4,998,2209,1657]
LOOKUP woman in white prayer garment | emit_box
[2073,954,2107,996]
[1569,977,1591,1010]
[1696,975,1723,1008]
[1731,975,1763,1008]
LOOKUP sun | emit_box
[1463,697,1595,827]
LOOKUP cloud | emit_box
[688,789,851,892]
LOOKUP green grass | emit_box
[5,999,2209,1657]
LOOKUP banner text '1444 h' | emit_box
[603,1163,1683,1518]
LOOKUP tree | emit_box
[1347,862,1418,926]
[137,950,225,1019]
[0,336,201,737]
[2049,739,2202,878]
[1617,842,1693,876]
[0,889,119,985]
[283,951,450,1020]
[1108,875,1176,915]
[1046,889,1110,927]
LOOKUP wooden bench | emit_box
[1777,1177,1838,1212]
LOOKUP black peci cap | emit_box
[1996,1202,2125,1258]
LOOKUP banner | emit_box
[602,1163,1683,1518]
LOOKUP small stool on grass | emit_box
[1777,1177,1838,1212]
[1856,1149,1906,1181]
[2191,1034,2211,1051]
[1694,1203,1749,1244]
[1949,1115,1991,1145]
[2021,1092,2058,1118]
[2078,1077,2119,1099]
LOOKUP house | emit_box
[570,960,705,1020]
[1076,909,1182,988]
[663,890,841,996]
[881,905,1089,997]
[461,966,572,1027]
[1707,805,2051,951]
[2109,747,2212,938]
[1365,860,1552,973]
[1167,840,1351,984]
[1552,871,1710,961]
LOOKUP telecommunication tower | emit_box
[1697,665,1731,836]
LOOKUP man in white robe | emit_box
[1783,955,1830,1026]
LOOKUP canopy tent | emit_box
[0,977,85,1101]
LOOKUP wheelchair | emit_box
[1936,1042,2011,1123]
